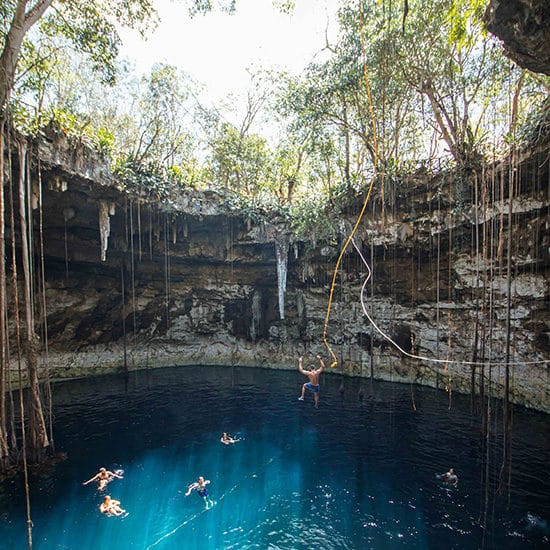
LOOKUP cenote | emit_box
[0,366,548,549]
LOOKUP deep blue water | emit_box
[0,366,549,549]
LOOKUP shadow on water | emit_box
[1,365,549,549]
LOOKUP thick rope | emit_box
[323,0,379,367]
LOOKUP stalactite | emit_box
[274,233,289,320]
[62,207,74,279]
[250,290,262,342]
[99,201,114,262]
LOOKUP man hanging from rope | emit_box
[298,355,325,407]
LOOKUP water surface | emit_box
[0,366,549,549]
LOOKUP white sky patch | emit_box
[118,0,340,104]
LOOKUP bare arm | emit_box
[107,470,123,479]
[185,483,197,496]
[316,355,325,374]
[83,474,99,485]
[298,356,307,375]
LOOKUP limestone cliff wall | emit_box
[5,127,550,411]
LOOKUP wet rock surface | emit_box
[6,130,550,412]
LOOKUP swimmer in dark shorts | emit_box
[298,355,325,407]
[185,476,214,509]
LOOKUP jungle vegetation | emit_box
[0,0,548,478]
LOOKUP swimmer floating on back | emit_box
[99,495,126,516]
[83,467,123,491]
[220,432,240,445]
[298,355,325,407]
[185,476,214,509]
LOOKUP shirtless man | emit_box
[298,355,325,406]
[99,495,126,516]
[83,467,123,491]
[439,468,458,487]
[220,432,240,445]
[185,476,214,509]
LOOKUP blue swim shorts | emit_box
[305,383,320,393]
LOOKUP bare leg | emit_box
[299,383,306,400]
[314,392,319,407]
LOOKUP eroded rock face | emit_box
[485,0,550,75]
[5,130,550,412]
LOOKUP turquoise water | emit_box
[0,366,549,549]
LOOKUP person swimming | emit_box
[99,495,126,516]
[185,476,214,509]
[83,467,123,491]
[220,432,240,445]
[438,468,458,486]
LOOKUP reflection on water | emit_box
[0,366,549,549]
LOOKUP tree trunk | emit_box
[0,0,54,114]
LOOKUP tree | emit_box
[0,0,54,114]
[208,122,272,195]
[0,0,238,117]
[0,0,159,115]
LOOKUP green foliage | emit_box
[517,93,550,146]
[113,154,203,198]
[38,1,157,85]
[93,126,116,154]
[447,0,487,48]
[11,104,116,157]
[113,156,172,198]
[220,188,291,226]
[288,197,337,242]
[2,0,549,231]
[208,122,274,195]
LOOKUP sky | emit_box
[118,0,340,104]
